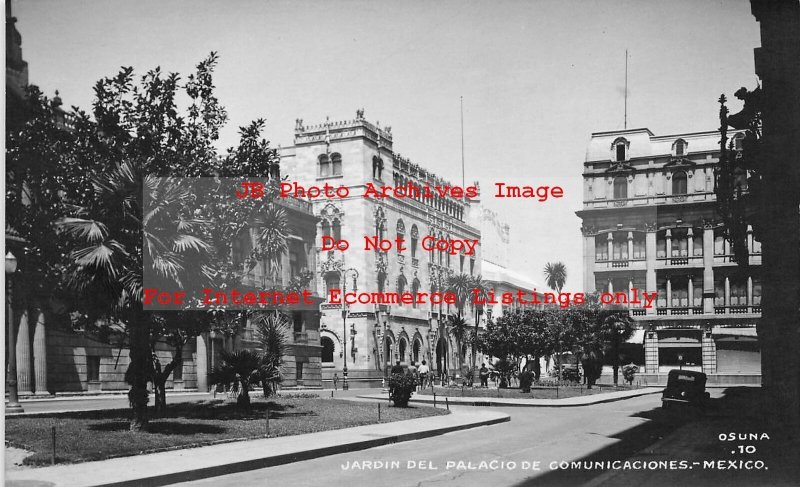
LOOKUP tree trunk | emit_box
[533,355,541,382]
[612,339,620,386]
[127,318,152,432]
[237,379,251,409]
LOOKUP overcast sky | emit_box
[12,0,760,292]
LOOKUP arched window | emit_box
[411,278,421,309]
[674,139,687,157]
[318,154,331,177]
[613,138,628,162]
[321,221,331,238]
[410,225,419,259]
[613,177,628,199]
[332,219,341,241]
[413,339,421,363]
[672,171,688,195]
[377,271,387,293]
[321,336,335,363]
[397,275,408,296]
[399,339,407,363]
[331,153,342,176]
[396,219,405,253]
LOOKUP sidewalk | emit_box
[358,387,661,407]
[5,407,509,487]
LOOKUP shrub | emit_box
[518,371,534,393]
[622,363,639,385]
[388,373,416,407]
[551,365,581,383]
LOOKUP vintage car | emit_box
[661,369,711,409]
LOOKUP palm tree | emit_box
[249,204,289,282]
[254,311,288,396]
[543,261,567,293]
[57,166,212,430]
[209,349,262,408]
[447,314,470,375]
[447,273,472,318]
[469,274,489,374]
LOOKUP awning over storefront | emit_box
[712,326,758,337]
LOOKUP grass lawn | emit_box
[417,383,640,400]
[5,394,447,466]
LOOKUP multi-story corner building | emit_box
[576,128,761,385]
[280,111,483,388]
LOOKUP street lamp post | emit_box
[340,268,358,391]
[5,251,24,413]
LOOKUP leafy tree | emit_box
[596,308,636,385]
[15,53,290,430]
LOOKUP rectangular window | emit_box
[616,144,625,162]
[693,281,703,307]
[751,238,762,254]
[296,362,304,381]
[671,236,688,257]
[730,281,747,306]
[632,236,646,259]
[714,279,725,306]
[595,237,608,262]
[753,278,761,305]
[714,235,726,255]
[87,355,101,382]
[612,240,628,260]
[657,236,666,258]
[693,234,703,256]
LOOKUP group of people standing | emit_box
[390,359,431,390]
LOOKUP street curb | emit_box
[6,410,509,487]
[357,388,661,408]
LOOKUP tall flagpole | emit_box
[460,96,465,189]
[624,49,628,129]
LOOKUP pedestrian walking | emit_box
[333,373,339,391]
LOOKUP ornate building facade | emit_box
[280,112,483,388]
[577,128,761,385]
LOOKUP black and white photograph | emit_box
[3,1,799,486]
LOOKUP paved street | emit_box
[172,393,699,487]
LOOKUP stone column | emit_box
[747,276,754,309]
[688,277,694,310]
[687,228,694,258]
[32,308,48,395]
[607,232,613,262]
[15,309,33,395]
[666,278,672,309]
[583,233,595,293]
[645,226,657,316]
[747,225,754,254]
[724,277,731,308]
[607,279,613,294]
[665,229,672,258]
[703,226,715,314]
[196,333,208,392]
[627,232,634,261]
